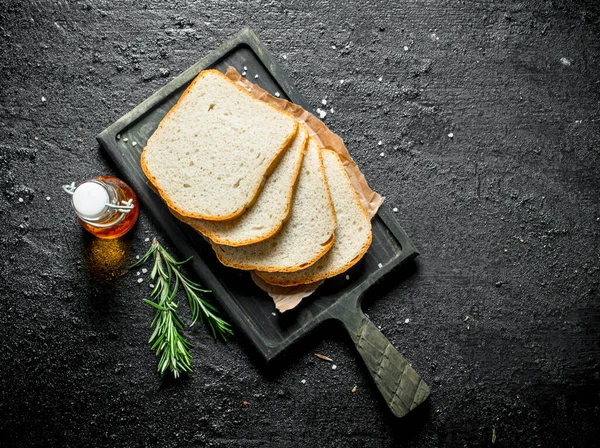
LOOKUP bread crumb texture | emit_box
[141,69,298,220]
[212,137,336,272]
[257,150,372,286]
[173,125,309,246]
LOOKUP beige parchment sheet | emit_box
[224,67,384,312]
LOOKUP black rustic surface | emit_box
[1,1,599,447]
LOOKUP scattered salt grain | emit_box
[46,196,51,201]
[378,76,382,82]
[142,268,148,274]
[392,207,398,212]
[301,379,306,384]
[242,71,246,76]
[282,54,287,60]
[560,57,571,66]
[275,92,280,97]
[316,108,327,119]
[135,255,140,260]
[123,137,128,142]
[247,88,252,92]
[254,74,259,79]
[330,108,334,113]
[448,132,454,138]
[132,141,137,146]
[378,140,382,146]
[144,237,150,242]
[345,274,350,280]
[41,96,47,102]
[405,318,410,324]
[332,365,337,370]
[272,312,277,317]
[380,152,385,157]
[149,284,154,288]
[378,263,383,269]
[340,79,344,84]
[136,271,140,276]
[331,45,336,49]
[403,46,409,51]
[18,197,23,203]
[243,66,247,70]
[137,278,143,284]
[116,134,121,140]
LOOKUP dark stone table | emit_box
[1,1,599,446]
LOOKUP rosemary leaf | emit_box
[131,239,233,377]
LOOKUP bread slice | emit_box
[141,69,298,221]
[172,125,309,246]
[256,150,372,286]
[212,137,337,272]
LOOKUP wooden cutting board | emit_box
[97,27,430,418]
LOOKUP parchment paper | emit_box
[226,67,384,312]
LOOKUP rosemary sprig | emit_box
[143,249,193,378]
[157,244,233,341]
[131,239,233,377]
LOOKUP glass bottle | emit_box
[63,176,139,239]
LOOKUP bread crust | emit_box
[211,233,335,273]
[168,126,309,246]
[140,69,299,221]
[255,149,372,286]
[209,142,338,272]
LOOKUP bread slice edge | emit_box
[255,149,372,286]
[209,143,337,272]
[171,126,310,246]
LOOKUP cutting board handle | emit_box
[339,309,430,417]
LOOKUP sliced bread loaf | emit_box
[212,137,336,272]
[256,150,372,286]
[172,125,309,246]
[141,69,298,221]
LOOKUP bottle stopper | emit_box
[71,181,110,221]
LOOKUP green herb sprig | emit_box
[131,239,233,378]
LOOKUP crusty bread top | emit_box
[173,125,309,246]
[140,69,298,221]
[211,137,337,272]
[256,150,372,286]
